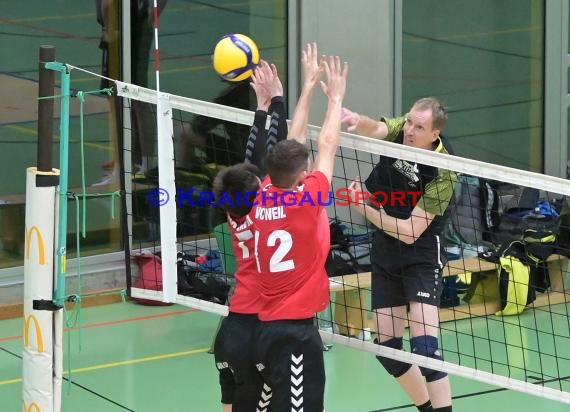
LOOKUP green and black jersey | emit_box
[364,116,457,256]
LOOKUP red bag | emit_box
[132,251,172,306]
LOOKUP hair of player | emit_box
[412,96,447,131]
[265,140,310,188]
[213,162,261,218]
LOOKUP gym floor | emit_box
[1,301,570,412]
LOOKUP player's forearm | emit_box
[288,84,316,143]
[319,98,343,148]
[353,115,388,139]
[244,110,268,165]
[314,98,342,181]
[268,96,288,144]
[352,203,417,244]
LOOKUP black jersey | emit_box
[364,116,456,252]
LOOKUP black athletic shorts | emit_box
[255,318,325,412]
[213,312,270,411]
[371,232,445,309]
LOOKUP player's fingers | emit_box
[309,42,317,60]
[329,55,339,75]
[317,59,326,74]
[256,65,266,82]
[325,55,334,74]
[329,56,336,73]
[321,55,330,78]
[251,71,258,84]
[257,61,268,78]
[342,61,349,79]
[334,56,341,74]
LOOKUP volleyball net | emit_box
[112,79,570,403]
[26,62,568,404]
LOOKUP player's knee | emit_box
[374,337,412,378]
[410,335,447,382]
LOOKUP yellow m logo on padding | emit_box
[24,315,44,353]
[23,401,42,412]
[25,226,46,266]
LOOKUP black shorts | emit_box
[213,313,269,411]
[371,261,444,309]
[370,232,445,309]
[255,318,325,412]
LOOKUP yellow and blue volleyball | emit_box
[212,34,260,82]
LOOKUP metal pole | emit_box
[37,46,55,172]
[44,60,71,307]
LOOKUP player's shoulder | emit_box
[296,171,330,198]
[302,170,328,187]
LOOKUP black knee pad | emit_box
[374,337,412,378]
[410,335,447,382]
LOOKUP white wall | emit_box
[297,0,394,122]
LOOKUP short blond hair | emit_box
[412,97,447,130]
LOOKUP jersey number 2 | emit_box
[255,230,294,273]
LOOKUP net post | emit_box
[54,65,71,307]
[43,61,71,307]
[156,92,177,302]
[38,45,55,172]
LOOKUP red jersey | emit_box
[227,213,262,314]
[252,171,331,321]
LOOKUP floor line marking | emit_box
[0,346,210,386]
[0,307,198,343]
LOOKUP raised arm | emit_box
[244,62,273,166]
[313,55,348,183]
[288,42,324,143]
[265,62,288,151]
[341,107,388,140]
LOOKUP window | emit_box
[0,0,288,268]
[402,0,545,171]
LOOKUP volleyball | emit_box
[212,34,260,82]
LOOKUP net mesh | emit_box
[116,81,570,403]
